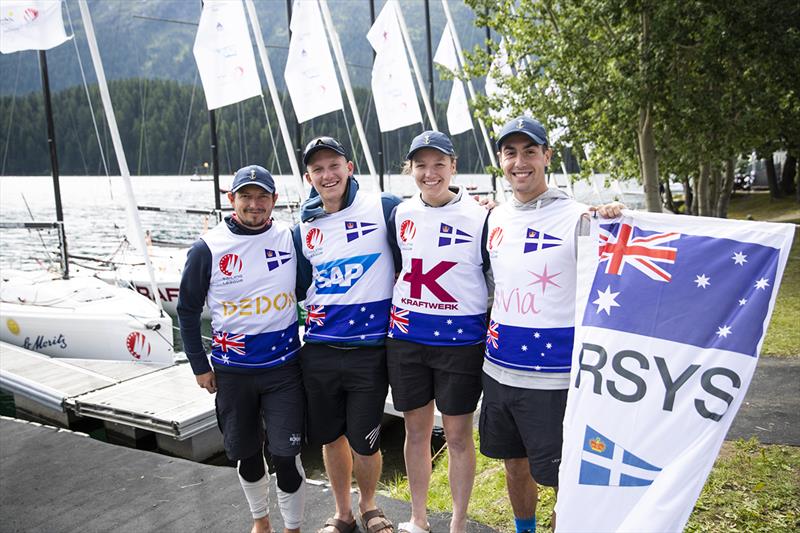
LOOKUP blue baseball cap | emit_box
[303,136,348,165]
[406,130,456,160]
[231,165,275,193]
[496,116,549,150]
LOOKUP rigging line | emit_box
[137,77,146,175]
[470,123,486,171]
[64,0,110,180]
[1,52,22,176]
[237,101,246,167]
[66,105,90,175]
[339,108,358,174]
[178,70,199,175]
[259,95,283,175]
[20,193,59,271]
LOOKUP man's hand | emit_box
[196,371,217,394]
[473,195,497,210]
[589,201,626,218]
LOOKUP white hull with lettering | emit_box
[0,270,174,363]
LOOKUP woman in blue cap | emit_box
[386,131,491,533]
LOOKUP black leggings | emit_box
[238,446,302,492]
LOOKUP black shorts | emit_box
[478,371,567,487]
[300,343,388,456]
[386,338,483,416]
[214,360,304,461]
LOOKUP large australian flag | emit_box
[556,211,794,533]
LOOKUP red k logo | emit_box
[402,258,457,302]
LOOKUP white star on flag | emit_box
[369,314,375,319]
[716,325,732,338]
[457,328,463,334]
[534,332,541,339]
[361,306,367,312]
[521,345,528,351]
[546,343,552,349]
[738,298,747,306]
[694,274,711,288]
[593,285,621,315]
[349,320,355,325]
[434,331,440,336]
[754,277,770,290]
[446,319,453,325]
[732,251,747,265]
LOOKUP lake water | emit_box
[0,173,496,270]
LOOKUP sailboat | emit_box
[0,1,174,363]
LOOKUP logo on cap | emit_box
[424,134,431,144]
[250,168,257,180]
[517,118,524,128]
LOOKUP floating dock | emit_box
[0,341,221,460]
[0,416,499,533]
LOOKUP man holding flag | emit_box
[479,116,622,532]
[293,137,401,533]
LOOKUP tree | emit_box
[465,0,800,214]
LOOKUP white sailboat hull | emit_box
[92,247,211,320]
[0,271,174,363]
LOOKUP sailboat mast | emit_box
[77,0,164,314]
[208,107,222,216]
[38,49,69,278]
[369,0,385,190]
[424,0,435,116]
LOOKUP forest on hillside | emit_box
[0,78,498,177]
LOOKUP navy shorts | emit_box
[300,343,388,456]
[478,371,567,487]
[214,360,304,461]
[386,337,483,416]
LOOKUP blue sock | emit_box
[515,517,536,533]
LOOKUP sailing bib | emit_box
[486,200,586,373]
[202,220,299,368]
[391,191,489,345]
[300,192,394,342]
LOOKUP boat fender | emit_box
[144,321,162,330]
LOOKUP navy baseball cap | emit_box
[303,136,348,165]
[496,116,549,149]
[406,130,456,160]
[231,165,275,193]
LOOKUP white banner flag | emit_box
[485,40,513,132]
[366,2,421,132]
[556,211,795,532]
[284,0,342,123]
[0,0,70,54]
[433,22,472,135]
[193,0,261,110]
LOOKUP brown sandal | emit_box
[361,508,394,533]
[318,517,357,533]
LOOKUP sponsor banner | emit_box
[556,211,794,532]
[0,0,70,54]
[193,0,261,110]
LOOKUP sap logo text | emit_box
[314,254,379,294]
[222,293,297,316]
[576,343,741,422]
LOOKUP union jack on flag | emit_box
[212,331,246,356]
[306,305,326,327]
[389,305,410,334]
[487,320,499,349]
[598,223,680,282]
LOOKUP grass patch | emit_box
[726,191,800,224]
[726,193,799,357]
[386,435,800,532]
